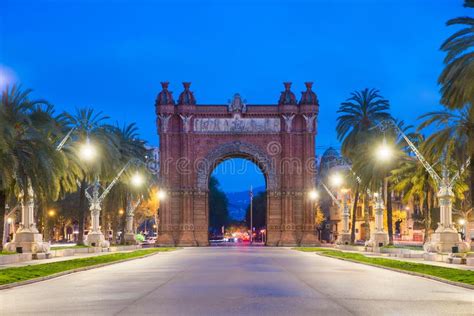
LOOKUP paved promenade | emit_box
[0,247,472,315]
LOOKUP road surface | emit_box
[0,247,472,315]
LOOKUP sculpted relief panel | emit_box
[193,114,281,133]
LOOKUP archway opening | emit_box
[208,157,267,245]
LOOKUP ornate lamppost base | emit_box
[84,232,110,248]
[336,232,352,245]
[423,230,470,253]
[365,232,389,249]
[4,231,50,254]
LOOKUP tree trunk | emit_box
[0,190,6,251]
[120,194,127,245]
[363,193,370,240]
[77,178,87,245]
[386,180,394,245]
[470,156,474,209]
[423,191,431,242]
[350,184,359,243]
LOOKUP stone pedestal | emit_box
[4,231,50,254]
[423,230,469,253]
[336,194,351,245]
[123,211,137,245]
[4,185,49,254]
[336,232,352,245]
[84,232,110,248]
[365,188,389,249]
[365,232,389,248]
[424,180,470,253]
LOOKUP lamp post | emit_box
[458,218,466,241]
[365,187,389,249]
[123,195,142,244]
[84,158,146,247]
[318,176,352,245]
[373,119,470,253]
[330,173,352,245]
[308,189,322,242]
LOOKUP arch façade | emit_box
[155,82,320,246]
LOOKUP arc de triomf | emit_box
[155,82,320,246]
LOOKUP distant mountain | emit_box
[226,186,265,221]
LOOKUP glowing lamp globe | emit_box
[309,190,319,200]
[131,173,144,187]
[330,173,343,188]
[376,143,392,162]
[157,189,167,201]
[80,141,96,161]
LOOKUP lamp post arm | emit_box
[98,158,141,202]
[6,204,20,218]
[350,167,372,198]
[449,157,471,189]
[320,182,341,208]
[377,120,442,185]
[132,196,143,213]
[56,127,76,151]
[85,190,93,202]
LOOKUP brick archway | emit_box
[155,82,320,246]
[196,141,277,192]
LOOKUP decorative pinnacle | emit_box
[183,82,191,90]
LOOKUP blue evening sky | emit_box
[0,0,468,191]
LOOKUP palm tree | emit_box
[0,85,70,249]
[103,122,148,244]
[61,108,119,245]
[439,2,474,109]
[336,88,391,243]
[418,106,474,208]
[350,120,413,244]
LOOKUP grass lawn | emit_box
[0,247,176,286]
[295,247,474,286]
[382,245,424,251]
[50,245,91,250]
[0,251,16,256]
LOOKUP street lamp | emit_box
[79,138,96,162]
[376,139,392,162]
[329,173,343,188]
[157,189,167,201]
[47,209,56,217]
[373,119,470,253]
[309,189,319,201]
[131,172,144,187]
[84,158,147,248]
